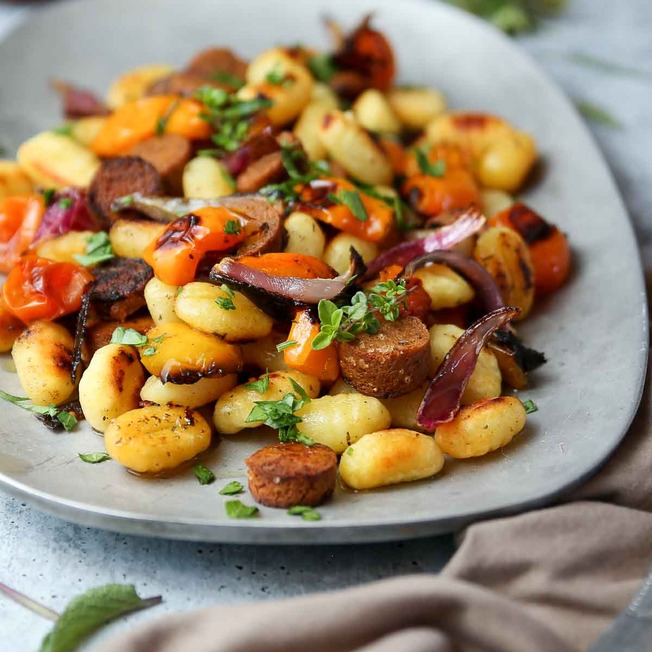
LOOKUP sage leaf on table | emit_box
[40,584,162,652]
[575,100,622,128]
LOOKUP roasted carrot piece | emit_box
[92,96,210,157]
[378,135,407,176]
[402,167,479,217]
[489,203,571,295]
[144,206,248,286]
[237,252,336,279]
[284,309,340,382]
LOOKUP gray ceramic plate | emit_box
[0,0,647,544]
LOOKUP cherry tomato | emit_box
[0,195,45,273]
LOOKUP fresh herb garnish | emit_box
[312,280,409,350]
[0,389,78,431]
[308,53,338,82]
[219,480,245,496]
[78,452,111,464]
[193,464,216,485]
[220,166,237,190]
[351,180,413,231]
[245,384,313,445]
[211,71,245,89]
[276,340,298,352]
[265,65,292,86]
[328,189,369,222]
[42,188,56,206]
[522,399,538,414]
[155,99,179,136]
[568,52,647,77]
[575,100,622,128]
[196,86,272,153]
[39,584,161,652]
[52,123,74,137]
[224,499,259,519]
[244,373,270,394]
[215,284,236,311]
[110,328,167,355]
[415,147,446,177]
[73,231,114,267]
[224,219,242,235]
[57,197,73,210]
[287,505,321,521]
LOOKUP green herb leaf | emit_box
[568,52,647,77]
[245,390,313,445]
[211,71,245,89]
[224,499,259,519]
[0,389,78,431]
[244,373,270,394]
[265,65,287,86]
[522,399,538,414]
[42,188,56,206]
[287,505,321,521]
[193,464,216,485]
[39,584,161,652]
[110,327,149,347]
[219,480,244,496]
[56,411,78,432]
[73,231,114,267]
[52,123,74,137]
[308,53,337,82]
[329,189,369,222]
[288,378,311,404]
[57,197,73,210]
[415,148,446,177]
[276,340,298,352]
[575,100,622,128]
[155,99,179,136]
[224,219,242,235]
[78,452,111,464]
[215,284,236,311]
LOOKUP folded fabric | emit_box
[97,352,652,652]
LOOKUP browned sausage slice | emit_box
[246,443,337,508]
[90,257,153,321]
[88,157,164,227]
[147,73,222,97]
[126,135,192,195]
[236,151,285,193]
[185,48,247,85]
[339,316,430,398]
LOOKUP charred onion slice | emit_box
[364,207,485,279]
[52,79,109,119]
[404,248,505,315]
[417,306,520,431]
[210,250,364,320]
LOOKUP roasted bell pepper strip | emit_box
[2,256,93,323]
[402,168,480,217]
[236,253,336,279]
[92,96,211,157]
[143,207,249,286]
[489,203,571,295]
[0,195,45,273]
[283,309,340,382]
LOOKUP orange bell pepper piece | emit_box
[237,253,336,279]
[402,168,480,217]
[0,195,45,273]
[144,207,248,286]
[404,143,472,178]
[284,309,340,382]
[302,178,395,243]
[92,95,211,157]
[489,203,571,295]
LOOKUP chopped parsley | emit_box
[328,189,369,222]
[224,499,259,519]
[42,188,56,206]
[74,232,114,267]
[192,464,216,485]
[415,147,446,177]
[211,71,245,89]
[155,99,179,136]
[224,219,242,235]
[312,280,409,350]
[57,197,73,210]
[110,328,167,355]
[275,340,298,352]
[308,53,338,82]
[0,389,78,431]
[52,123,74,137]
[575,100,621,128]
[522,399,539,414]
[215,284,236,311]
[244,373,270,394]
[287,505,321,521]
[219,480,245,496]
[79,452,111,464]
[265,65,292,86]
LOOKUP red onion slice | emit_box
[52,79,109,119]
[34,189,99,243]
[211,252,360,304]
[417,306,520,431]
[404,249,505,315]
[364,207,485,279]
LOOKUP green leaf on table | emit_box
[193,464,216,485]
[575,100,622,128]
[219,480,244,496]
[39,584,161,652]
[522,399,538,414]
[224,499,259,519]
[287,505,321,521]
[78,452,111,464]
[568,52,649,78]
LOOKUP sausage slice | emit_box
[246,443,337,508]
[126,135,192,195]
[339,316,430,398]
[236,151,285,193]
[147,73,222,97]
[185,47,247,85]
[88,156,164,227]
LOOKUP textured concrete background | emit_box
[0,0,651,649]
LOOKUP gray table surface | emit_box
[1,0,651,650]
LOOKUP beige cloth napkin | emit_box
[97,356,652,652]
